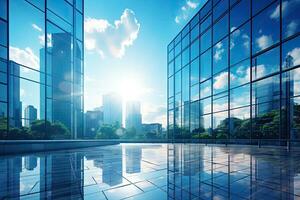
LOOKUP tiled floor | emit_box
[0,144,300,199]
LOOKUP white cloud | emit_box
[9,46,39,70]
[175,0,200,24]
[286,21,298,37]
[214,42,224,62]
[213,72,228,90]
[270,1,288,19]
[142,103,167,127]
[253,64,266,79]
[32,23,42,32]
[84,9,140,59]
[287,47,300,66]
[256,35,273,50]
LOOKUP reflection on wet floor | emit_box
[0,144,300,199]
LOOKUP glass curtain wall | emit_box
[167,0,300,145]
[0,0,84,139]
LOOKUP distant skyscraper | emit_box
[126,101,142,131]
[24,105,37,127]
[103,93,122,126]
[125,146,141,174]
[85,109,104,138]
[24,156,37,171]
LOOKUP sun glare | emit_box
[118,76,143,101]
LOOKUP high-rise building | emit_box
[167,0,300,142]
[142,123,162,136]
[24,105,37,127]
[103,93,122,127]
[125,101,142,131]
[0,0,84,139]
[85,108,104,138]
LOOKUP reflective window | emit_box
[175,93,181,107]
[168,76,174,97]
[168,61,174,77]
[175,34,181,45]
[230,0,250,31]
[0,83,6,102]
[201,29,211,53]
[182,103,189,133]
[213,14,228,44]
[252,75,280,106]
[230,106,251,139]
[48,0,73,24]
[0,45,7,59]
[213,37,228,74]
[0,0,7,20]
[200,79,211,99]
[200,15,211,33]
[213,0,228,21]
[213,92,228,112]
[190,101,199,135]
[28,0,45,11]
[175,106,181,129]
[213,71,228,94]
[282,0,300,39]
[252,0,274,16]
[230,22,250,65]
[168,49,174,62]
[199,114,212,137]
[182,48,189,67]
[0,71,6,84]
[76,0,83,12]
[200,49,212,82]
[182,34,190,50]
[182,66,190,102]
[175,42,181,56]
[200,97,211,114]
[191,39,199,60]
[182,24,190,37]
[282,35,300,69]
[175,71,181,94]
[282,68,300,98]
[0,101,7,117]
[0,20,7,47]
[76,11,83,41]
[200,0,212,19]
[213,111,228,139]
[289,97,300,139]
[191,13,199,28]
[191,58,199,85]
[0,59,7,73]
[252,47,280,80]
[230,84,250,109]
[191,24,199,41]
[252,1,280,53]
[191,84,199,102]
[175,55,181,72]
[230,59,250,88]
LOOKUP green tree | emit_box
[95,124,119,139]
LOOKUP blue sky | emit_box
[84,0,207,127]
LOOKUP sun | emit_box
[117,75,143,101]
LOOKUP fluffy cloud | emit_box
[84,9,140,59]
[213,72,228,90]
[142,103,167,127]
[214,42,225,62]
[256,35,273,50]
[9,46,39,70]
[175,0,200,24]
[287,47,300,66]
[286,21,298,37]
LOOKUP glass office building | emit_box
[0,0,84,139]
[167,0,300,144]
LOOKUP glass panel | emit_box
[213,14,228,44]
[0,45,7,59]
[175,34,181,45]
[201,15,211,33]
[289,97,300,139]
[0,71,6,84]
[213,0,228,21]
[182,66,190,102]
[182,24,190,37]
[191,39,199,60]
[76,0,83,12]
[252,47,280,80]
[10,0,45,71]
[191,84,199,102]
[0,20,7,47]
[201,29,211,53]
[213,37,228,74]
[200,49,212,82]
[182,102,189,134]
[48,0,73,24]
[213,111,228,139]
[282,0,300,39]
[168,49,174,61]
[182,34,189,50]
[191,13,199,28]
[175,71,181,94]
[191,58,199,85]
[230,106,251,139]
[230,22,250,65]
[282,35,300,69]
[200,79,211,99]
[230,59,250,88]
[175,93,181,107]
[182,48,190,67]
[200,97,211,115]
[168,76,174,97]
[199,114,212,138]
[27,0,45,11]
[0,0,7,20]
[175,42,181,56]
[0,59,7,73]
[200,0,211,19]
[174,106,182,136]
[213,71,228,94]
[282,68,300,98]
[252,0,274,16]
[213,92,228,112]
[168,61,174,77]
[230,84,250,109]
[191,24,199,41]
[175,55,181,72]
[76,11,83,41]
[230,0,250,31]
[0,83,7,102]
[190,101,199,136]
[252,1,280,53]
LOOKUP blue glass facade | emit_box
[0,0,84,139]
[167,0,300,144]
